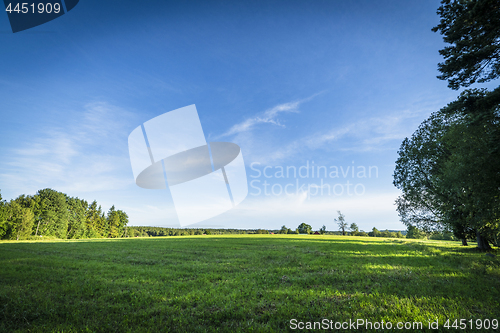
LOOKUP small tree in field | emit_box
[319,225,326,235]
[297,223,312,234]
[349,223,359,236]
[335,211,348,236]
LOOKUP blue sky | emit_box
[1,0,495,231]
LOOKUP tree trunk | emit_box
[35,220,41,236]
[476,231,492,251]
[461,238,468,246]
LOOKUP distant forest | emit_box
[127,225,456,241]
[0,188,128,240]
[126,226,404,237]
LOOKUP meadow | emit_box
[0,235,499,332]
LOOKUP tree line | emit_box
[123,224,459,241]
[0,188,128,240]
[279,223,405,238]
[127,227,259,237]
[126,223,409,239]
[393,0,500,250]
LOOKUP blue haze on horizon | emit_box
[0,0,496,231]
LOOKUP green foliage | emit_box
[0,236,498,332]
[349,223,359,235]
[280,225,295,234]
[6,200,35,240]
[365,228,403,238]
[393,88,500,249]
[429,230,456,241]
[395,0,500,250]
[319,225,326,235]
[0,191,9,239]
[66,197,87,239]
[432,0,500,90]
[297,222,312,234]
[86,201,107,238]
[107,206,128,238]
[123,226,406,238]
[0,188,129,241]
[116,210,129,237]
[35,189,69,238]
[368,227,381,237]
[406,226,427,239]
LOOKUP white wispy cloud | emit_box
[0,102,136,198]
[219,101,299,137]
[307,111,419,151]
[253,109,426,165]
[219,92,324,138]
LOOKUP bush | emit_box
[406,226,426,239]
[297,223,312,234]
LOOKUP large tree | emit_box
[394,89,500,250]
[106,205,128,238]
[437,88,500,248]
[66,197,87,239]
[394,0,500,250]
[86,201,103,238]
[393,112,451,232]
[33,189,69,238]
[432,0,500,89]
[6,200,35,240]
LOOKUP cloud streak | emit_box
[254,109,426,165]
[0,102,136,199]
[219,92,324,138]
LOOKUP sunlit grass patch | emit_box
[0,235,498,332]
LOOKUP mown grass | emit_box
[0,235,499,332]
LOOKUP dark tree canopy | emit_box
[432,0,500,89]
[393,88,500,249]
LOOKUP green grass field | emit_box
[0,235,499,332]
